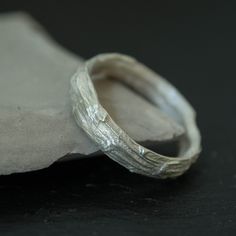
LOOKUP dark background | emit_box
[0,0,235,235]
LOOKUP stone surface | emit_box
[0,12,184,175]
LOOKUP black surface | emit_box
[0,1,236,235]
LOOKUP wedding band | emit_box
[70,53,201,178]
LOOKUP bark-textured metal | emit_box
[70,53,201,178]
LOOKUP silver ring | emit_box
[70,53,201,178]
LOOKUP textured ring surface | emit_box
[70,53,201,178]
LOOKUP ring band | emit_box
[70,53,201,178]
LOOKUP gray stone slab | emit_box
[0,12,184,175]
